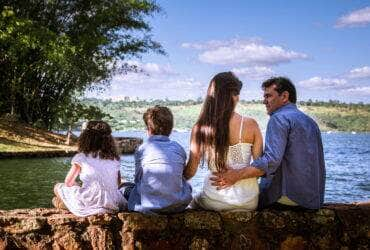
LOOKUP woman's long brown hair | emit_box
[78,121,120,161]
[194,72,242,172]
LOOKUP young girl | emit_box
[184,72,263,211]
[53,121,126,217]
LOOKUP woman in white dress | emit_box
[53,121,126,217]
[184,72,263,211]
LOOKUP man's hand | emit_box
[210,168,242,190]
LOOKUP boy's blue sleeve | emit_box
[134,147,143,183]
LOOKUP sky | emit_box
[86,0,370,103]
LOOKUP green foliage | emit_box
[0,1,163,129]
[55,100,112,130]
[81,99,370,132]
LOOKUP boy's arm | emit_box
[134,148,143,183]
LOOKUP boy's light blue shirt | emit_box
[251,103,326,209]
[128,135,192,214]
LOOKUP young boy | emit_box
[122,105,192,214]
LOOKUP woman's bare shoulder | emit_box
[242,117,259,128]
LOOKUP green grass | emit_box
[96,101,369,132]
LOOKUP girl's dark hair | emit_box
[194,72,242,172]
[78,121,120,161]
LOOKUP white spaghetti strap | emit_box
[239,117,244,143]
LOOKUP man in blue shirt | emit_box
[212,77,325,209]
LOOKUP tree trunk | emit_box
[66,125,72,145]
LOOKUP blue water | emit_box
[118,131,370,204]
[0,131,369,209]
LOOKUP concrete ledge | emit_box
[0,203,369,249]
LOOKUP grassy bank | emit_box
[83,99,370,132]
[0,118,76,153]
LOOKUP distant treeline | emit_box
[81,98,370,132]
[83,98,370,108]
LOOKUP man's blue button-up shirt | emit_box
[251,103,326,209]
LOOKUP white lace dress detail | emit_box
[194,117,259,211]
[56,153,126,217]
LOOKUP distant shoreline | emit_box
[81,99,370,133]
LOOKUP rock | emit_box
[0,204,369,249]
[114,137,143,154]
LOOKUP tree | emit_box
[56,100,112,145]
[0,1,163,129]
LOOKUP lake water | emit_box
[0,131,369,210]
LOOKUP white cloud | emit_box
[343,86,370,95]
[87,61,205,100]
[124,60,177,76]
[232,66,275,80]
[182,39,307,66]
[347,66,370,79]
[336,7,370,28]
[298,77,347,90]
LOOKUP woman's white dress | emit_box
[56,153,126,217]
[193,117,259,211]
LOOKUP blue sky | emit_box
[87,1,370,103]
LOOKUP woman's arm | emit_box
[64,163,81,187]
[183,126,201,180]
[251,119,263,161]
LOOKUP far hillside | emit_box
[82,99,370,132]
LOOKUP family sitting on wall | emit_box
[52,73,326,217]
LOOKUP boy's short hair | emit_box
[143,105,173,136]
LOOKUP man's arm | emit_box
[211,115,288,189]
[250,115,288,177]
[210,166,264,189]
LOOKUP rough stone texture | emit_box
[115,137,143,154]
[0,203,369,249]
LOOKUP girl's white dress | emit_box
[56,153,126,217]
[193,117,259,211]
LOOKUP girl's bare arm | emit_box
[64,163,81,187]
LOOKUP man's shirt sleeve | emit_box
[251,114,288,179]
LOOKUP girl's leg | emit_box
[53,183,67,210]
[52,196,67,210]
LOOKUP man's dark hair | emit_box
[143,105,173,136]
[262,77,297,103]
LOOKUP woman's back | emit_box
[195,114,260,211]
[208,114,253,170]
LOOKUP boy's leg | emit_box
[119,182,135,200]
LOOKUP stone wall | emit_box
[0,203,369,249]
